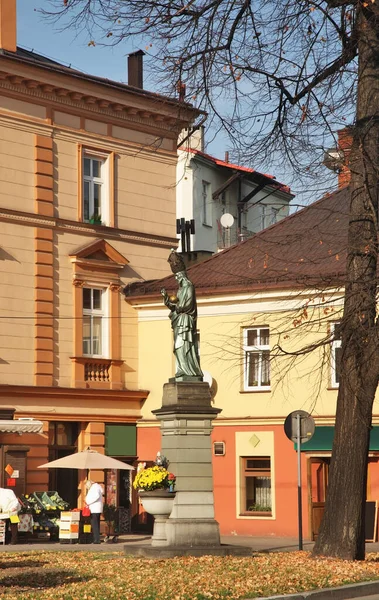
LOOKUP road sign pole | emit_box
[297,412,303,551]
[284,409,315,550]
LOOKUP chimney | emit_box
[127,50,145,88]
[337,127,352,189]
[225,151,229,163]
[0,0,17,53]
[177,81,186,102]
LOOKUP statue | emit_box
[161,250,203,381]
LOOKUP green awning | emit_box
[296,426,379,451]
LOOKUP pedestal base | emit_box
[124,543,253,558]
[166,518,220,547]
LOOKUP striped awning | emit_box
[0,419,43,434]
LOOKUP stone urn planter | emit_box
[139,490,176,546]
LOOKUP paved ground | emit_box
[0,533,317,553]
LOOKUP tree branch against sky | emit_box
[44,0,379,561]
[44,0,358,190]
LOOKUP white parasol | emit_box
[38,448,134,471]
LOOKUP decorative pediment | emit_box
[69,239,129,287]
[69,239,129,269]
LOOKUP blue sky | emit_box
[18,0,140,83]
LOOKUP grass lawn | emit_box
[1,550,379,599]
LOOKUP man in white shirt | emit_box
[0,488,21,544]
[85,480,104,544]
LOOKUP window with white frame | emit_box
[241,457,272,515]
[202,180,212,226]
[331,322,342,387]
[83,154,110,225]
[82,288,108,357]
[261,205,279,229]
[243,327,270,390]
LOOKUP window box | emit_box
[89,214,103,225]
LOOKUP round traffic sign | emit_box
[284,410,315,444]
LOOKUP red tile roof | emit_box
[124,187,349,301]
[182,148,292,194]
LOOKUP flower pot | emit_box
[139,490,176,546]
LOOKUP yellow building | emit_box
[125,186,379,540]
[0,0,198,516]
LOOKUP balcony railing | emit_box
[71,357,123,390]
[85,361,110,382]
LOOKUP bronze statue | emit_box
[161,251,203,380]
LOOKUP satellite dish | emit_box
[203,371,213,387]
[220,213,234,229]
[203,371,218,401]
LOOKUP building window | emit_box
[241,457,272,515]
[82,288,108,357]
[243,327,270,390]
[331,322,342,387]
[261,205,279,229]
[79,146,114,226]
[83,156,104,223]
[202,180,212,226]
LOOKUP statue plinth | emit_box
[152,381,221,547]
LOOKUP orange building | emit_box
[0,0,198,517]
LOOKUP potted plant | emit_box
[133,454,176,546]
[89,213,102,225]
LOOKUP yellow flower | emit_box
[133,465,171,491]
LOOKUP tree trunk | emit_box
[313,2,379,560]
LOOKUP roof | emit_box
[0,47,200,113]
[182,148,292,194]
[124,186,349,300]
[0,419,43,434]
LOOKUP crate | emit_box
[59,531,79,540]
[60,511,80,522]
[33,491,69,511]
[59,511,81,541]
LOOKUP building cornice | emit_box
[129,287,344,320]
[0,384,149,403]
[0,207,178,249]
[0,60,197,134]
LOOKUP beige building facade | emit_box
[0,0,198,514]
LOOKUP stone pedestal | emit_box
[139,491,176,546]
[152,381,221,547]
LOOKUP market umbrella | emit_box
[38,448,134,471]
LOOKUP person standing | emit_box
[85,480,103,544]
[0,488,20,544]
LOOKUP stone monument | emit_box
[154,250,221,546]
[125,251,251,557]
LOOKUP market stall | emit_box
[19,491,69,541]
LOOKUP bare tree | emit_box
[44,0,379,560]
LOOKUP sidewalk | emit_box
[2,533,379,553]
[0,533,314,553]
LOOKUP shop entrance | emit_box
[308,456,330,540]
[48,422,79,509]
